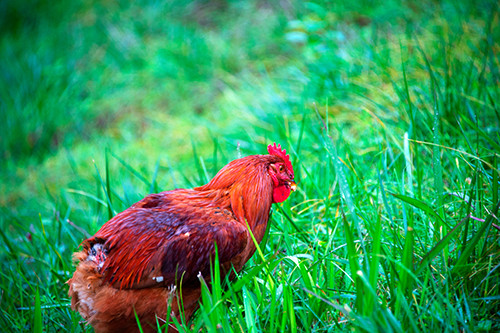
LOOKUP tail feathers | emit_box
[67,250,174,332]
[67,251,103,320]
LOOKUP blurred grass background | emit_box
[1,0,499,332]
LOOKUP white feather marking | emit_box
[152,276,164,282]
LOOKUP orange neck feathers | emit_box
[195,155,277,232]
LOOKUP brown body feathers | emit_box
[68,144,296,332]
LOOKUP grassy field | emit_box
[1,0,499,331]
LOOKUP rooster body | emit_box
[68,144,295,332]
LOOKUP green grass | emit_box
[1,0,499,331]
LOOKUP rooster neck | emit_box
[196,178,273,233]
[194,156,275,238]
[231,179,273,233]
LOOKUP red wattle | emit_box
[273,185,291,203]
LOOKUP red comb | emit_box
[267,143,294,177]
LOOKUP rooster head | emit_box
[267,143,296,203]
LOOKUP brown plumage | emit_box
[67,143,296,332]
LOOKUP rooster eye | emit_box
[279,165,284,172]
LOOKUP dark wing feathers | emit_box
[160,221,247,285]
[86,191,248,289]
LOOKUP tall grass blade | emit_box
[242,286,256,333]
[399,206,414,294]
[133,308,144,333]
[284,284,297,333]
[34,288,42,333]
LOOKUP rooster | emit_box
[68,143,296,332]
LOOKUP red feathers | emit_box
[68,144,296,332]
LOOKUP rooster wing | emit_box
[84,191,249,290]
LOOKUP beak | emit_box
[288,181,297,192]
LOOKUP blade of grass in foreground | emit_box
[133,308,144,333]
[34,288,42,333]
[283,284,297,333]
[399,200,415,301]
[242,285,257,333]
